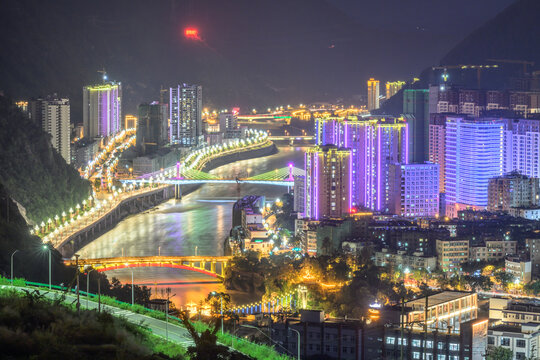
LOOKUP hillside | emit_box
[377,0,540,115]
[0,289,185,359]
[0,96,91,224]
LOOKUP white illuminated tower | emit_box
[169,84,202,146]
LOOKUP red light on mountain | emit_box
[184,28,199,39]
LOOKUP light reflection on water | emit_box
[79,146,305,307]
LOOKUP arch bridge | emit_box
[64,256,232,279]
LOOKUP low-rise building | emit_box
[374,249,437,272]
[489,298,540,325]
[469,240,517,262]
[488,323,540,360]
[505,256,532,283]
[436,239,470,272]
[509,206,540,220]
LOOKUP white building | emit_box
[505,256,532,283]
[504,118,540,177]
[388,162,439,218]
[488,323,540,360]
[169,84,202,147]
[83,82,122,139]
[30,97,71,164]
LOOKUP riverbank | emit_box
[65,141,277,257]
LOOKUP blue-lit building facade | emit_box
[445,117,505,218]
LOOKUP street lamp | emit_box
[211,291,224,334]
[289,328,301,360]
[10,249,19,285]
[85,267,94,308]
[43,244,51,289]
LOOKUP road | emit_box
[2,285,194,349]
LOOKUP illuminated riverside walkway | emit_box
[65,255,232,279]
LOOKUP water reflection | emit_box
[79,146,305,307]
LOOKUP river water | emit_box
[79,145,305,307]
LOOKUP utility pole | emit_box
[422,294,429,360]
[400,296,404,360]
[75,254,80,315]
[98,276,101,313]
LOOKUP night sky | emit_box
[0,0,520,113]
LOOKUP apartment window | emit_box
[516,352,526,359]
[501,338,510,346]
[386,337,395,345]
[438,355,446,360]
[426,340,434,349]
[516,339,526,348]
[488,337,494,345]
[449,343,459,351]
[413,352,420,359]
[412,339,421,348]
[438,342,446,350]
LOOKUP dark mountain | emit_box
[0,96,91,223]
[377,0,540,115]
[0,0,463,121]
[440,0,540,68]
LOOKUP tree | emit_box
[486,346,513,360]
[178,311,254,360]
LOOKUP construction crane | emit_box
[160,86,168,104]
[432,64,499,88]
[97,68,108,82]
[487,59,535,75]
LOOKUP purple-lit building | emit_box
[388,162,439,218]
[315,117,408,212]
[83,82,122,139]
[304,145,351,219]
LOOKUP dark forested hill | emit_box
[0,96,90,223]
[376,0,540,115]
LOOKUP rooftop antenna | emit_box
[97,68,108,83]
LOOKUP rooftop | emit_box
[405,291,473,309]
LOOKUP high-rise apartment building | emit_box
[385,81,405,99]
[83,82,122,139]
[503,118,540,177]
[169,84,202,147]
[487,172,540,212]
[389,162,439,218]
[428,114,448,193]
[315,116,408,211]
[445,117,505,217]
[30,97,71,164]
[367,78,380,111]
[403,89,430,162]
[304,145,351,220]
[136,102,168,154]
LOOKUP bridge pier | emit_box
[174,184,182,200]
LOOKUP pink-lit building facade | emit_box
[315,117,408,212]
[304,145,351,219]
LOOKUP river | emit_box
[78,145,305,308]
